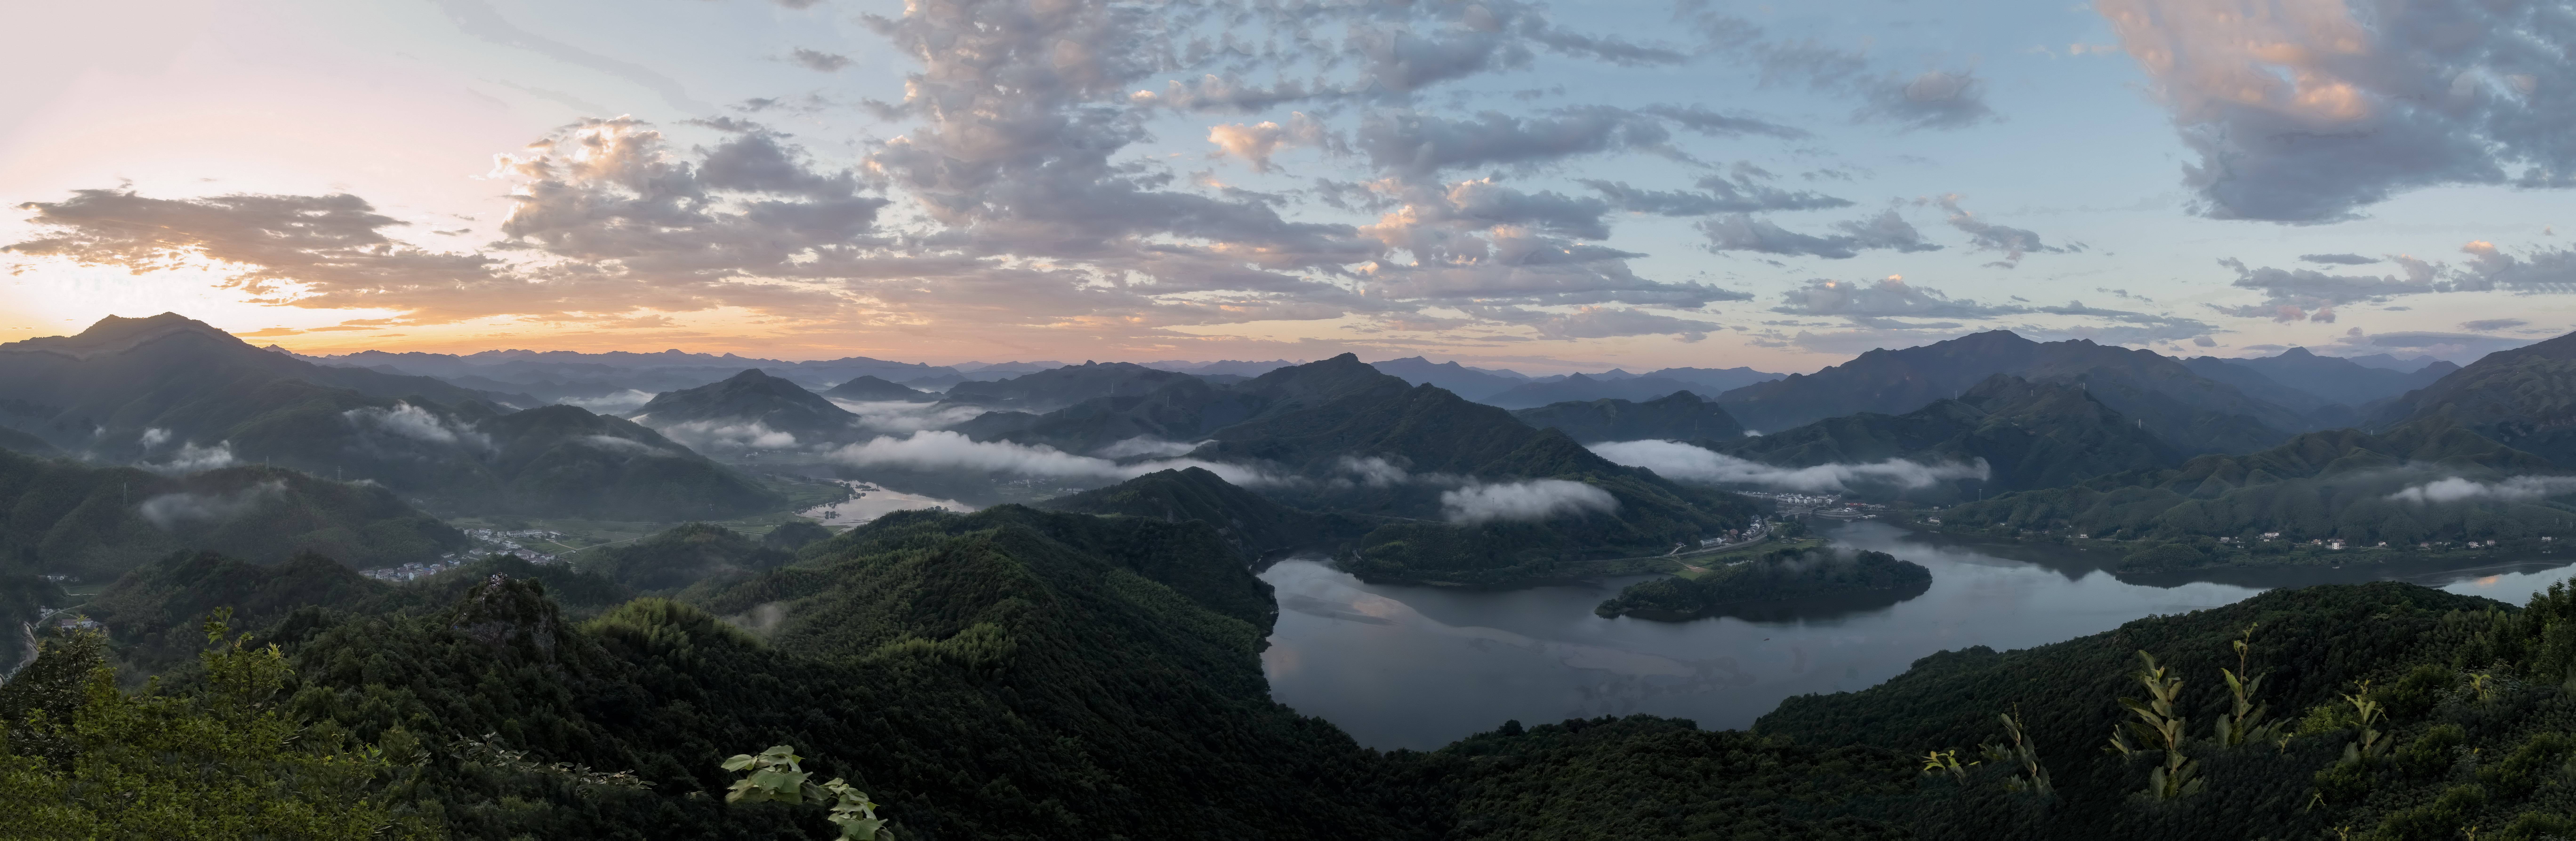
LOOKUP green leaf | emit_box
[721,754,757,771]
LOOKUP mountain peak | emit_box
[5,312,251,359]
[2279,347,2317,358]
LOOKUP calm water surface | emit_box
[1258,522,2576,750]
[797,481,977,531]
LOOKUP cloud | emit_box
[1207,114,1330,172]
[7,120,880,326]
[1699,210,1938,259]
[1934,194,2074,268]
[1636,104,1810,139]
[557,390,658,414]
[2301,253,2379,266]
[1334,456,1412,487]
[1582,173,1851,216]
[1439,479,1619,523]
[2096,0,2576,221]
[826,399,988,433]
[1686,8,1997,130]
[649,419,802,451]
[576,434,682,457]
[2386,475,2576,505]
[2462,319,2529,332]
[139,427,171,448]
[1095,436,1205,459]
[142,441,241,475]
[1774,276,2018,319]
[139,480,285,529]
[2210,256,2439,320]
[822,430,1279,486]
[1588,439,1988,492]
[788,48,852,72]
[2455,241,2576,293]
[1465,305,1720,341]
[1355,107,1678,178]
[344,403,488,448]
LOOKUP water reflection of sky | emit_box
[796,481,976,530]
[1259,522,2576,751]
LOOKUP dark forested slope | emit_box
[1936,418,2575,547]
[1709,375,2183,500]
[1511,391,1746,443]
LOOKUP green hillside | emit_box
[1039,466,1376,560]
[1595,547,1931,620]
[1510,390,1746,442]
[1711,375,2183,501]
[22,497,2576,839]
[2374,329,2576,466]
[0,450,464,582]
[1935,419,2576,550]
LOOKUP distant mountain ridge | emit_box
[943,361,1209,412]
[1939,418,2567,545]
[630,369,861,443]
[1511,391,1746,443]
[0,315,785,520]
[1713,330,2306,453]
[2199,347,2458,410]
[2371,328,2576,465]
[1710,374,2183,500]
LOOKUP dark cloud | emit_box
[1637,104,1809,139]
[2455,241,2576,293]
[2300,253,2379,265]
[1356,107,1676,177]
[1933,194,2074,268]
[2208,256,2436,322]
[1773,277,2021,320]
[788,48,851,72]
[2462,319,2529,332]
[1582,174,1850,216]
[1699,210,1938,259]
[1685,5,1997,130]
[2098,0,2576,221]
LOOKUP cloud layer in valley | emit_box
[1587,440,1988,493]
[1439,479,1619,523]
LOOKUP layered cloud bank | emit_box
[1440,479,1619,524]
[2387,475,2576,505]
[1586,439,1987,492]
[821,431,1279,487]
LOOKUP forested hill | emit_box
[25,500,2576,838]
[1038,466,1375,561]
[0,314,785,521]
[1710,374,2182,500]
[942,360,1205,411]
[0,449,463,582]
[1510,390,1746,443]
[2371,328,2576,466]
[1712,330,2308,452]
[628,368,861,442]
[1937,418,2575,545]
[0,313,497,455]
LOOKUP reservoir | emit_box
[1259,521,2576,751]
[796,480,978,531]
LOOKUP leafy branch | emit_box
[724,744,890,840]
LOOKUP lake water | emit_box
[796,481,978,531]
[1258,521,2576,751]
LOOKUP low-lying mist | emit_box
[1586,439,1988,493]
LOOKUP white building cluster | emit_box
[362,528,567,582]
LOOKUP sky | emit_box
[0,0,2569,373]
